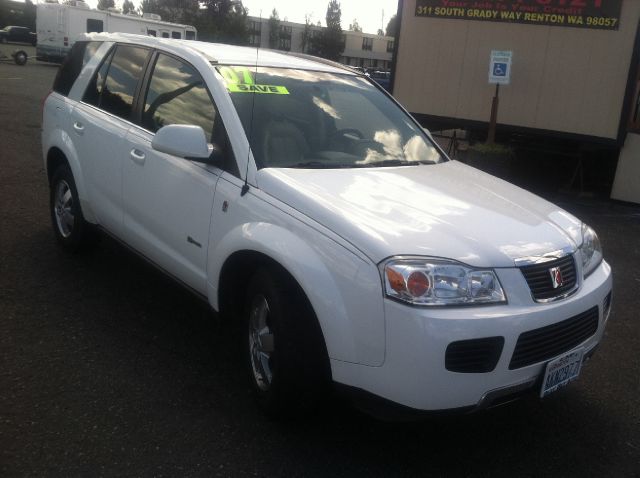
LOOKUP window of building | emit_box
[278,36,291,51]
[186,30,196,40]
[387,40,394,53]
[86,19,103,33]
[161,31,170,38]
[147,29,156,37]
[249,20,262,46]
[171,31,181,39]
[362,37,373,51]
[278,25,292,50]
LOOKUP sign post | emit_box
[488,50,512,144]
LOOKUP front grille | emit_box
[509,306,599,369]
[445,336,504,373]
[520,254,577,301]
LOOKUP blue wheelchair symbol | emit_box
[493,62,507,77]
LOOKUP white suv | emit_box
[42,33,612,417]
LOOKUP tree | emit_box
[377,28,384,36]
[97,0,115,10]
[122,0,136,14]
[309,0,344,61]
[140,0,199,24]
[348,18,362,32]
[385,14,397,37]
[300,13,313,53]
[267,8,280,49]
[197,0,248,46]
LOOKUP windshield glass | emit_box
[217,66,445,169]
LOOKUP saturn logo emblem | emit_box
[549,266,564,289]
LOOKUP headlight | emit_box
[381,258,506,306]
[579,223,602,278]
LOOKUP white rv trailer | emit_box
[36,1,197,62]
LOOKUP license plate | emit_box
[540,348,584,398]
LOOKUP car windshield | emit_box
[217,65,445,169]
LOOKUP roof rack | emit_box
[284,51,357,75]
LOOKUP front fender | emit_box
[207,222,385,367]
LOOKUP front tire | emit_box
[244,268,330,417]
[49,164,92,251]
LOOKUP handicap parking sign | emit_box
[493,62,507,77]
[489,50,512,85]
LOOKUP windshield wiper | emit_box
[356,159,427,168]
[289,161,350,169]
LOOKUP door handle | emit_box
[72,121,84,134]
[130,149,146,165]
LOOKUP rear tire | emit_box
[244,267,330,418]
[49,164,93,251]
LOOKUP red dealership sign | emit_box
[415,0,622,30]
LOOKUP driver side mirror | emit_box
[152,124,222,164]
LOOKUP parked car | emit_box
[42,33,612,418]
[369,70,391,92]
[0,26,36,46]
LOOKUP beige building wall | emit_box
[394,0,640,139]
[246,16,393,70]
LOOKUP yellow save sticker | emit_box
[227,83,289,94]
[217,66,290,95]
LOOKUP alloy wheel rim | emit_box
[248,294,275,391]
[54,180,75,238]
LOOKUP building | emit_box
[391,0,640,204]
[246,15,394,71]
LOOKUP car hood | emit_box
[255,161,583,267]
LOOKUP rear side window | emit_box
[83,48,114,106]
[83,45,149,120]
[52,41,102,96]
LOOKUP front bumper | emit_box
[331,260,612,411]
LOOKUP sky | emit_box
[240,0,399,35]
[28,0,399,35]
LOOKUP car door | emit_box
[121,52,224,293]
[71,44,151,237]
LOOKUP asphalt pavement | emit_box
[1,56,639,477]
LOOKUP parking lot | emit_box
[1,57,639,477]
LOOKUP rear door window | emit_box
[53,41,103,96]
[83,45,149,120]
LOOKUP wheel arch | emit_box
[44,130,97,223]
[208,223,385,366]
